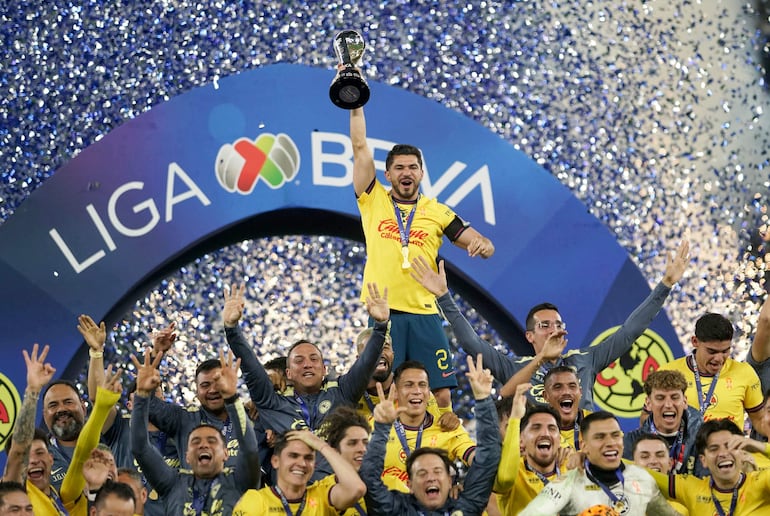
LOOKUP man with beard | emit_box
[360,354,500,516]
[131,348,260,514]
[660,313,765,427]
[223,282,390,481]
[349,106,495,412]
[495,383,569,515]
[623,370,703,476]
[377,361,477,493]
[520,411,678,516]
[647,419,770,515]
[542,366,589,451]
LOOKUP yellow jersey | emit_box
[357,179,459,314]
[381,412,476,492]
[233,480,337,515]
[650,468,770,515]
[659,356,764,423]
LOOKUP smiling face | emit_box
[395,368,431,425]
[195,367,224,414]
[633,438,673,473]
[337,425,369,472]
[647,388,688,434]
[26,439,54,491]
[521,412,561,470]
[272,440,316,492]
[286,343,326,394]
[186,426,227,478]
[43,384,86,443]
[0,491,33,516]
[543,371,582,427]
[700,430,742,488]
[385,154,423,201]
[581,417,624,470]
[408,453,451,511]
[691,338,731,376]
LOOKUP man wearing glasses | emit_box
[410,239,689,410]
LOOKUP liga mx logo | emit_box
[591,327,674,417]
[215,133,300,194]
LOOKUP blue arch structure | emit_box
[0,64,682,451]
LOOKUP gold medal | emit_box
[401,246,410,269]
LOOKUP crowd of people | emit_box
[4,106,770,516]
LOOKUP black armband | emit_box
[444,215,470,242]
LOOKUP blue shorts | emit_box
[378,311,458,390]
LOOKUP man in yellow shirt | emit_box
[659,313,764,427]
[649,418,770,515]
[349,106,495,411]
[233,429,365,515]
[542,366,591,451]
[378,361,477,492]
[495,383,566,515]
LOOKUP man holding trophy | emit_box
[330,30,495,410]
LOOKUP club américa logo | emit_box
[0,373,21,450]
[215,133,300,194]
[591,327,674,417]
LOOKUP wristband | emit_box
[89,349,104,359]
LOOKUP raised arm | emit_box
[752,291,770,363]
[2,344,56,483]
[78,314,119,435]
[222,283,282,408]
[455,354,502,514]
[412,257,524,382]
[351,107,376,197]
[494,383,529,493]
[129,350,178,496]
[499,332,567,398]
[338,283,389,402]
[60,367,123,508]
[215,348,261,490]
[586,240,689,372]
[361,382,408,516]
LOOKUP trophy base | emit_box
[329,69,370,110]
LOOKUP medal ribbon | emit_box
[710,473,743,516]
[391,196,418,266]
[274,485,307,516]
[295,395,317,431]
[585,460,625,510]
[649,417,686,473]
[394,418,424,458]
[691,352,719,415]
[525,461,560,485]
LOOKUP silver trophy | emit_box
[329,30,370,109]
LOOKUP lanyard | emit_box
[391,196,418,269]
[710,473,743,516]
[525,461,560,485]
[352,501,366,515]
[295,395,317,431]
[49,489,68,516]
[363,391,376,413]
[191,478,218,516]
[274,485,306,516]
[649,417,686,472]
[691,353,719,415]
[585,461,627,512]
[573,411,582,450]
[394,418,424,458]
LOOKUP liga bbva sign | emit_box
[0,65,682,447]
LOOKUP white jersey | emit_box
[519,464,680,516]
